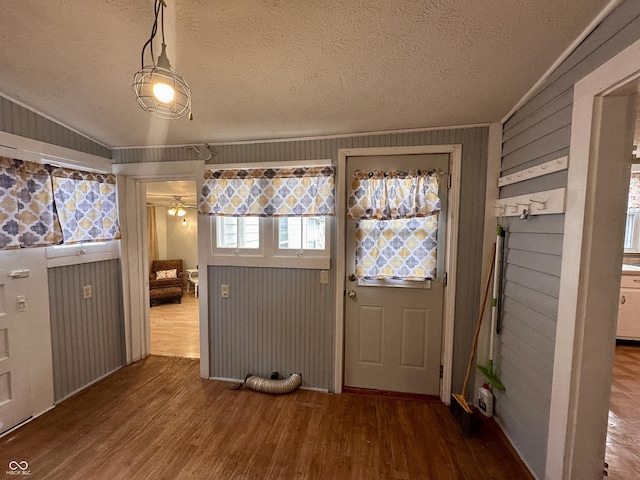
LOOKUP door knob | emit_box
[348,273,356,281]
[347,290,357,299]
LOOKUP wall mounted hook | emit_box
[529,199,547,210]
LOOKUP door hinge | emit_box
[447,174,452,189]
[440,365,443,379]
[443,272,448,287]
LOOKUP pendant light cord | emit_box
[139,0,164,69]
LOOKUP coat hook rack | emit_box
[494,188,566,217]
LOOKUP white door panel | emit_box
[344,154,448,395]
[0,268,32,435]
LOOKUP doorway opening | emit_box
[546,38,640,479]
[146,181,200,359]
[606,97,640,479]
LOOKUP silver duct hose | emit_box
[244,373,302,394]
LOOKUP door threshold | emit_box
[342,386,441,403]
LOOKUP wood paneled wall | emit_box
[209,267,333,388]
[48,260,126,402]
[0,96,111,159]
[497,1,640,476]
[175,127,489,392]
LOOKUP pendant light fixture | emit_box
[132,0,192,120]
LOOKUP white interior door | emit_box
[0,265,32,435]
[344,154,449,395]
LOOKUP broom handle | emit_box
[461,242,496,397]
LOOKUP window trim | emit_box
[45,240,120,268]
[208,216,331,270]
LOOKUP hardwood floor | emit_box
[606,343,640,479]
[150,291,199,358]
[0,356,533,480]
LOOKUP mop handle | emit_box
[489,225,502,361]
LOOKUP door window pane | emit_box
[355,216,438,281]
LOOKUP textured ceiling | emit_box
[0,0,610,148]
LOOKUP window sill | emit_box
[45,241,120,268]
[207,254,330,270]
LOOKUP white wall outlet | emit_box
[320,270,329,285]
[82,285,92,299]
[221,284,229,298]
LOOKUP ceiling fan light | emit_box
[176,207,186,217]
[168,207,177,216]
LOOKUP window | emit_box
[216,217,260,250]
[202,161,334,269]
[625,209,640,252]
[210,216,330,268]
[0,157,120,252]
[625,170,640,253]
[278,217,325,250]
[347,169,441,282]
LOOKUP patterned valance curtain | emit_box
[0,157,62,250]
[51,167,121,244]
[629,172,640,209]
[348,169,441,281]
[199,166,335,217]
[347,169,441,220]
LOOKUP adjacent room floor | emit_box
[0,356,533,479]
[606,342,640,479]
[150,291,199,358]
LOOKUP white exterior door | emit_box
[0,264,32,434]
[344,154,449,395]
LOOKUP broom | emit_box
[450,243,495,436]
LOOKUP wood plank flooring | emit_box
[606,343,640,479]
[150,292,199,358]
[0,355,533,480]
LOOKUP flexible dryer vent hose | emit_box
[244,373,302,394]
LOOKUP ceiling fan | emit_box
[147,195,197,213]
